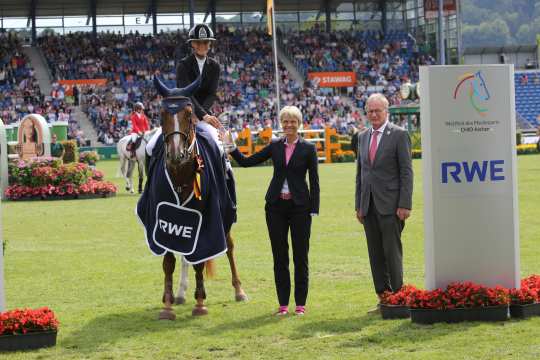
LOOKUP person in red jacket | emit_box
[128,102,150,157]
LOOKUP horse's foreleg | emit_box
[226,232,248,302]
[192,263,208,316]
[175,256,189,305]
[159,252,176,320]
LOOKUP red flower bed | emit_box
[381,276,540,310]
[521,274,540,290]
[5,157,116,200]
[510,275,540,305]
[406,282,510,310]
[380,284,417,306]
[0,307,59,336]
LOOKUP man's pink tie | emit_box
[369,131,379,164]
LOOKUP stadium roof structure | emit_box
[0,0,369,18]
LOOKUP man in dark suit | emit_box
[176,23,221,129]
[355,93,413,310]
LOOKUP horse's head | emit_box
[471,71,490,101]
[154,75,201,195]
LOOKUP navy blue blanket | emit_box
[136,123,236,264]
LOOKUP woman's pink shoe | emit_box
[295,306,305,315]
[275,306,289,316]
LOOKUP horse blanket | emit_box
[136,122,236,264]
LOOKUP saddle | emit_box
[127,134,144,157]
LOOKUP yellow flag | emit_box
[267,0,273,36]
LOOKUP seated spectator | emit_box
[50,133,65,158]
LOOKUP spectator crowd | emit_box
[34,26,433,144]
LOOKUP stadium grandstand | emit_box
[3,0,536,149]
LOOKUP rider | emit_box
[128,101,150,157]
[176,23,221,128]
[146,23,222,160]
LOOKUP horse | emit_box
[150,76,247,319]
[117,128,158,193]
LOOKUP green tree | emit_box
[462,0,540,46]
[462,18,512,47]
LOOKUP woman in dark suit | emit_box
[229,106,320,316]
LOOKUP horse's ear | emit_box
[154,76,171,97]
[178,76,201,97]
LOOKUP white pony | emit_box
[117,128,159,194]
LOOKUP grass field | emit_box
[2,155,540,359]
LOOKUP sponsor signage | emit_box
[420,65,519,289]
[58,79,107,96]
[308,72,356,87]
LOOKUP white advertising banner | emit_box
[420,65,519,289]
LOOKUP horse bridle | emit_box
[161,101,199,195]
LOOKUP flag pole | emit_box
[270,1,281,128]
[0,197,5,311]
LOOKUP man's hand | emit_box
[203,114,221,129]
[356,209,364,224]
[396,208,411,221]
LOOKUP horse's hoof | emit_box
[235,293,249,302]
[192,305,208,316]
[158,309,176,320]
[130,190,135,194]
[125,187,130,191]
[138,190,142,194]
[175,297,186,305]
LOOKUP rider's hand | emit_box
[203,114,222,129]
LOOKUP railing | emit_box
[236,127,349,163]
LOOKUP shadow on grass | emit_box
[61,306,196,353]
[204,313,285,334]
[339,319,484,349]
[292,313,484,346]
[289,313,381,340]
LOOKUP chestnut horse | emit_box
[154,76,247,319]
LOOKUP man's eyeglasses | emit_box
[366,108,386,114]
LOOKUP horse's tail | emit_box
[117,142,126,177]
[205,260,216,279]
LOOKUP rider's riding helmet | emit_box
[188,24,216,42]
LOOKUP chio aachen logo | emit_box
[453,71,491,117]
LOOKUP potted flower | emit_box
[79,151,99,166]
[509,275,540,318]
[408,282,510,324]
[379,284,416,319]
[0,307,59,351]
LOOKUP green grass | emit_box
[2,155,540,359]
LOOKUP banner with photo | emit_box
[58,79,108,96]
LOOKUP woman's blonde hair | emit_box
[279,105,303,128]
